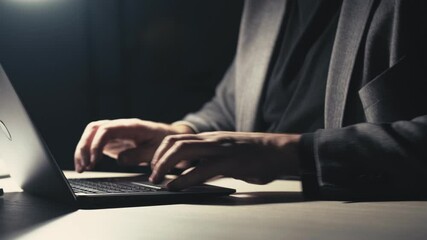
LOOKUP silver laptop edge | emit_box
[0,64,76,204]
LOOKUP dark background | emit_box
[0,0,243,169]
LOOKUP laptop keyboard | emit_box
[68,179,163,194]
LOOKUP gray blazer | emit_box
[183,0,427,199]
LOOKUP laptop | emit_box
[0,65,235,208]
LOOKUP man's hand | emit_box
[74,119,193,173]
[149,131,301,190]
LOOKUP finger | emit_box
[150,140,221,183]
[88,124,116,168]
[74,120,109,172]
[117,147,153,166]
[166,159,226,191]
[151,134,201,168]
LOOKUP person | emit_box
[74,0,427,200]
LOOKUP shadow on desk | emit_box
[192,191,305,206]
[77,192,305,210]
[0,192,75,239]
[78,191,305,209]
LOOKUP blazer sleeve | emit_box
[180,60,236,132]
[300,0,427,200]
[301,115,427,200]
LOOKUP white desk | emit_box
[1,171,426,240]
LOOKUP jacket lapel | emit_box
[236,0,287,131]
[324,0,375,129]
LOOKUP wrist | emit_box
[275,133,301,177]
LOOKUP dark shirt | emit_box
[260,0,342,133]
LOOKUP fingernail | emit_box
[149,173,160,183]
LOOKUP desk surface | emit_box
[1,171,427,240]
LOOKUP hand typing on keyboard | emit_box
[74,119,194,173]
